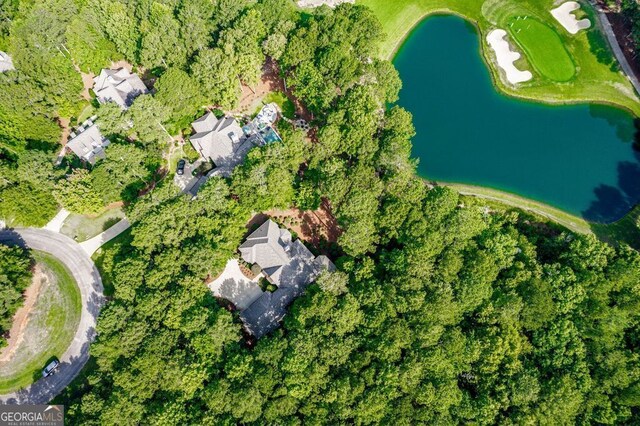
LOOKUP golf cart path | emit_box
[589,1,640,96]
[0,228,104,404]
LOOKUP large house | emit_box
[66,119,109,165]
[0,51,14,73]
[189,104,282,178]
[93,68,148,109]
[239,220,334,338]
[190,112,254,173]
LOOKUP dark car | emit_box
[42,359,60,377]
[176,159,186,176]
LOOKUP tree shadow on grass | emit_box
[587,30,618,71]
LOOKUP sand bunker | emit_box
[551,2,591,35]
[486,29,533,85]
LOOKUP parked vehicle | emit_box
[176,159,186,176]
[42,359,60,377]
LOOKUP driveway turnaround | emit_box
[209,259,264,310]
[0,228,104,404]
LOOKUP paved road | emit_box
[589,1,640,96]
[0,228,104,404]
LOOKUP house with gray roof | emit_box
[0,51,14,73]
[239,220,334,338]
[93,68,148,109]
[189,112,260,177]
[66,120,109,165]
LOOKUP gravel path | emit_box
[0,228,104,404]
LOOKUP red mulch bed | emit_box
[247,202,342,256]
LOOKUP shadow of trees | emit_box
[587,30,618,71]
[584,148,640,247]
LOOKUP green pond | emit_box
[394,16,640,223]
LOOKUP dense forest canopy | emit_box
[0,244,32,347]
[0,0,639,424]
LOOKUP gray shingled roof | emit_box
[93,68,148,109]
[238,219,336,338]
[190,112,257,170]
[66,123,109,165]
[0,51,15,73]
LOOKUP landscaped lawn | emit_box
[264,91,296,119]
[508,17,576,81]
[358,0,640,116]
[0,251,81,393]
[60,207,125,242]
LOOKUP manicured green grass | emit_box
[264,91,296,119]
[0,252,81,393]
[75,104,96,126]
[60,207,125,242]
[508,17,576,81]
[167,142,200,174]
[358,0,640,116]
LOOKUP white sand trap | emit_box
[486,29,533,85]
[551,2,591,35]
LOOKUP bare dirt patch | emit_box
[80,72,94,101]
[236,59,313,122]
[0,266,49,363]
[237,59,285,115]
[58,117,70,146]
[247,202,342,255]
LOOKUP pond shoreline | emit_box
[390,10,640,118]
[395,15,640,229]
[439,181,640,248]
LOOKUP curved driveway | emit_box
[0,228,104,404]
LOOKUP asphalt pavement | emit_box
[0,228,104,404]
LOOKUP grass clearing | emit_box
[60,207,125,242]
[358,0,640,116]
[0,252,81,393]
[92,228,133,297]
[509,17,576,81]
[264,91,296,119]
